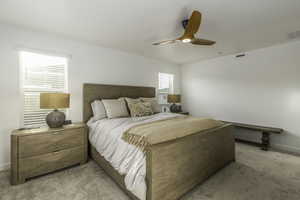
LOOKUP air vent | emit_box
[236,53,246,58]
[288,30,300,40]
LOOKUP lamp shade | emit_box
[167,94,181,103]
[40,93,70,109]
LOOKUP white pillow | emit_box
[140,97,161,113]
[102,99,129,119]
[91,100,107,120]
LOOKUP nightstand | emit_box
[11,123,88,185]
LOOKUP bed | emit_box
[83,83,235,200]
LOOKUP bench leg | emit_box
[261,132,270,151]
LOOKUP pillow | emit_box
[102,99,129,119]
[128,102,154,117]
[91,100,107,120]
[123,97,142,113]
[124,97,142,105]
[140,97,160,113]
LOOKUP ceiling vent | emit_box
[287,30,300,40]
[235,53,246,58]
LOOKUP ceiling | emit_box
[0,0,300,64]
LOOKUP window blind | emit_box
[158,72,174,93]
[158,73,174,104]
[20,51,68,128]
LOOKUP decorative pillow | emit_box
[124,97,142,105]
[140,97,160,113]
[128,102,154,117]
[123,97,142,113]
[91,100,107,120]
[102,99,129,119]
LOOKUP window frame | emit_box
[158,72,174,93]
[19,49,69,128]
[158,72,174,105]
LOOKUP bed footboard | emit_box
[145,124,235,200]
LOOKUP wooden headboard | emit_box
[83,83,156,122]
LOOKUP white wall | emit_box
[182,41,300,154]
[0,23,181,170]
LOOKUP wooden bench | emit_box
[222,121,283,151]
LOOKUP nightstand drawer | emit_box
[19,146,84,179]
[19,128,85,158]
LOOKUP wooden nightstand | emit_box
[11,123,88,185]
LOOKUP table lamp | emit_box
[167,94,182,113]
[40,93,70,128]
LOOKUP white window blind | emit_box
[158,72,174,93]
[158,72,174,104]
[20,51,68,128]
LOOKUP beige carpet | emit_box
[1,143,300,200]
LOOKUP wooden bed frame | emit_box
[83,83,235,200]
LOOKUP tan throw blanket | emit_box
[122,116,224,151]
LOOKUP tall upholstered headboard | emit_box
[83,83,156,122]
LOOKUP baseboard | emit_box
[0,163,10,172]
[271,143,300,156]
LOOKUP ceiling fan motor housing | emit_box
[182,19,189,29]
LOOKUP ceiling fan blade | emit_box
[183,11,202,37]
[191,38,216,45]
[152,40,177,46]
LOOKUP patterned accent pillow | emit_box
[121,97,143,115]
[140,97,161,113]
[124,97,142,104]
[128,102,154,117]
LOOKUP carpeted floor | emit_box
[1,143,300,200]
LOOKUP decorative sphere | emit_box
[46,110,65,128]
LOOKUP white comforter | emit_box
[88,112,181,200]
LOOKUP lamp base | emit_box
[170,104,182,113]
[46,109,66,128]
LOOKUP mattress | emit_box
[88,112,181,200]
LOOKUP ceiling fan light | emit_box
[182,38,192,43]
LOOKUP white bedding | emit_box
[88,112,181,200]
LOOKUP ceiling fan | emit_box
[153,11,216,46]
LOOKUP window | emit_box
[158,72,174,104]
[158,72,174,94]
[20,51,68,127]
